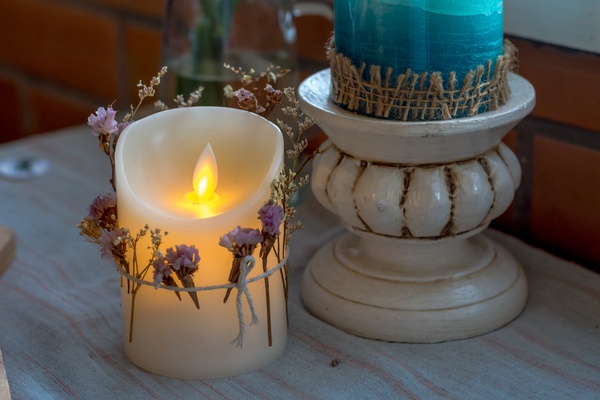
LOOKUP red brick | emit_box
[123,22,162,106]
[510,37,600,134]
[0,0,119,100]
[530,135,600,265]
[502,129,518,153]
[492,129,521,230]
[0,74,22,142]
[296,15,333,66]
[29,87,96,135]
[83,0,166,19]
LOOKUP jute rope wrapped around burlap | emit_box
[329,39,517,121]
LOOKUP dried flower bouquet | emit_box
[79,66,314,347]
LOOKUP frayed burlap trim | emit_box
[329,39,517,121]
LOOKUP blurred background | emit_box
[0,0,598,273]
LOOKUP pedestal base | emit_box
[301,231,527,343]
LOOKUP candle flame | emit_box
[192,143,218,203]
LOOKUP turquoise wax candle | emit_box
[334,0,504,81]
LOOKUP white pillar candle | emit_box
[114,107,285,379]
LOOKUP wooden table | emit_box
[0,126,599,399]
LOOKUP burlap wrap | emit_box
[329,39,517,121]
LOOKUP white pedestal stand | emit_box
[299,70,535,343]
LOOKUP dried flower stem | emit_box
[128,293,137,343]
[94,67,168,193]
[224,64,288,118]
[261,255,273,346]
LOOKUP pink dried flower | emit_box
[234,88,253,102]
[152,252,172,288]
[258,203,284,237]
[99,227,128,259]
[165,244,201,275]
[234,88,258,111]
[87,107,118,137]
[115,121,129,139]
[265,84,282,103]
[220,226,263,304]
[88,193,116,222]
[219,226,263,257]
[162,244,201,308]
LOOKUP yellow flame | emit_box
[192,143,218,203]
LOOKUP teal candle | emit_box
[334,0,504,81]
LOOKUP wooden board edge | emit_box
[0,227,16,276]
[0,349,11,400]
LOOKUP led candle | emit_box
[114,107,285,379]
[334,0,504,80]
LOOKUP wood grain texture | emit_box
[0,227,15,276]
[0,349,11,400]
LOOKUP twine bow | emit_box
[231,255,260,348]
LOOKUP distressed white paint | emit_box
[298,70,535,343]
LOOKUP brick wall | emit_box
[495,37,600,272]
[0,1,598,272]
[0,0,165,142]
[0,0,334,142]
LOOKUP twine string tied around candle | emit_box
[231,255,260,348]
[116,254,287,347]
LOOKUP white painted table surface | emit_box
[0,126,599,399]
